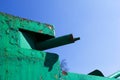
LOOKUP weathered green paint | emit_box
[0,12,118,80]
[0,48,60,80]
[0,12,60,80]
[0,12,55,36]
[0,13,55,49]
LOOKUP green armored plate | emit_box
[0,12,55,36]
[0,12,118,80]
[61,73,117,80]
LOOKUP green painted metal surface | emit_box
[0,12,55,37]
[0,48,60,80]
[61,73,117,80]
[0,12,119,80]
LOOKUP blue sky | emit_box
[0,0,120,76]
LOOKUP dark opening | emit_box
[19,28,54,49]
